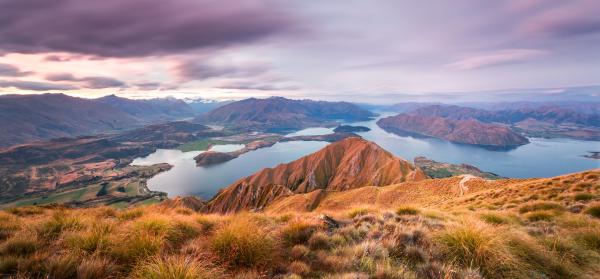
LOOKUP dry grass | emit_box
[210,217,274,268]
[0,169,598,278]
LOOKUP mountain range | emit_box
[197,97,375,132]
[0,94,227,148]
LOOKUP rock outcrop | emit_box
[205,137,427,213]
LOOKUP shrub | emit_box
[574,193,594,201]
[584,204,600,218]
[0,236,37,256]
[131,256,223,279]
[281,220,316,246]
[308,232,331,250]
[519,202,564,214]
[77,257,116,279]
[210,218,274,268]
[396,206,420,215]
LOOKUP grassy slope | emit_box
[0,170,599,278]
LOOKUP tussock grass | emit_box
[574,193,594,201]
[288,260,311,276]
[347,208,372,218]
[584,203,600,218]
[210,217,274,268]
[0,236,38,256]
[5,206,44,216]
[396,206,420,215]
[66,222,112,253]
[281,220,316,246]
[37,212,84,239]
[435,222,520,278]
[118,208,144,220]
[46,254,79,279]
[110,230,163,264]
[77,257,116,279]
[1,186,599,279]
[525,210,555,222]
[507,233,575,278]
[131,256,223,279]
[308,231,332,250]
[0,212,20,240]
[479,212,512,225]
[519,202,564,214]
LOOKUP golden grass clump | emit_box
[525,210,555,222]
[574,193,594,201]
[0,212,20,240]
[131,255,224,279]
[435,222,519,278]
[281,220,316,246]
[77,257,117,279]
[210,217,274,268]
[479,212,512,225]
[308,231,332,250]
[584,203,600,218]
[519,202,564,214]
[288,260,311,276]
[109,230,164,264]
[5,206,44,216]
[66,222,112,254]
[396,206,420,215]
[37,212,84,240]
[0,235,38,256]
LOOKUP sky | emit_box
[0,0,599,103]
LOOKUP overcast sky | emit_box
[0,0,598,102]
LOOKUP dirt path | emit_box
[458,174,477,196]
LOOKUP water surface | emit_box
[133,116,599,199]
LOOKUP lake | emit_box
[132,116,599,199]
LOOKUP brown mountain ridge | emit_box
[206,137,427,213]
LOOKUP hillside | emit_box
[0,94,201,148]
[0,121,222,202]
[206,137,426,213]
[410,105,600,140]
[196,97,376,132]
[0,94,140,147]
[96,95,195,122]
[0,169,597,278]
[377,113,529,148]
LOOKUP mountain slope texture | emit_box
[377,113,529,147]
[206,137,426,213]
[197,97,375,132]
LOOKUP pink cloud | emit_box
[518,0,600,37]
[447,49,547,70]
